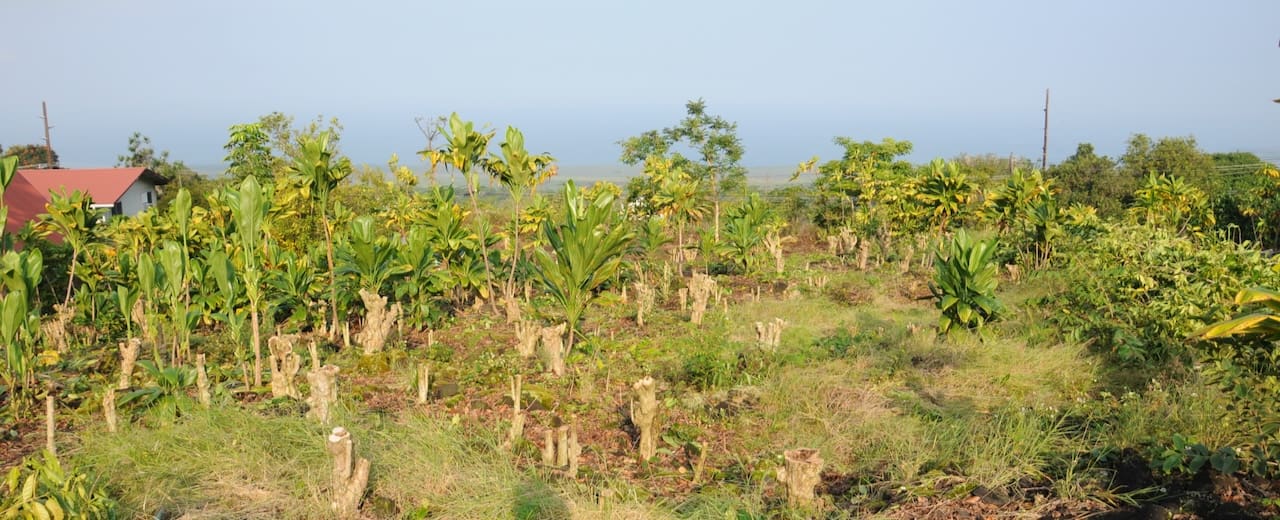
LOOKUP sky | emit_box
[2,0,1279,172]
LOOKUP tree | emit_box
[421,114,496,306]
[3,144,57,168]
[481,126,557,292]
[224,123,280,185]
[116,132,217,210]
[38,190,103,307]
[619,99,745,242]
[804,137,916,231]
[1120,134,1215,193]
[1048,143,1126,217]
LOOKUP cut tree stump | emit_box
[327,427,370,519]
[268,334,301,399]
[778,448,824,509]
[307,365,341,424]
[356,288,401,354]
[631,376,658,461]
[117,338,141,390]
[196,353,211,407]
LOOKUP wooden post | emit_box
[1041,88,1050,172]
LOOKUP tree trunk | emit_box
[321,210,339,339]
[251,307,262,387]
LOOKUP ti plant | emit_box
[1,450,118,519]
[930,230,1001,334]
[534,181,634,352]
[288,132,351,336]
[0,249,43,418]
[226,177,271,386]
[39,190,103,307]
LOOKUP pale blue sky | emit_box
[2,0,1278,170]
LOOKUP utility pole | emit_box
[1040,89,1050,172]
[41,101,54,168]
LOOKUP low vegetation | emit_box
[1,105,1279,519]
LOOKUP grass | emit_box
[40,247,1268,519]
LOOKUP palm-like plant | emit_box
[930,230,1001,334]
[986,168,1054,234]
[288,132,351,335]
[917,159,976,232]
[1196,287,1280,340]
[648,157,710,266]
[338,216,411,294]
[1129,173,1215,235]
[482,126,556,292]
[534,181,634,351]
[226,177,271,386]
[39,190,103,307]
[422,114,496,308]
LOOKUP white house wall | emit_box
[117,179,158,216]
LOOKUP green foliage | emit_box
[1120,134,1215,194]
[1129,173,1215,235]
[1,450,117,519]
[931,230,1001,334]
[1045,224,1279,366]
[119,360,196,419]
[619,99,746,198]
[1154,434,1242,476]
[1049,143,1126,216]
[917,159,978,232]
[223,122,279,185]
[806,137,915,230]
[338,215,411,293]
[38,190,103,306]
[717,194,777,272]
[2,143,57,169]
[533,181,634,348]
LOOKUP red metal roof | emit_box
[2,168,167,236]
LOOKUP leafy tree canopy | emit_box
[2,144,57,168]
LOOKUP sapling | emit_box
[326,427,370,519]
[777,448,824,509]
[630,376,658,461]
[117,338,141,390]
[355,289,401,355]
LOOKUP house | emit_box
[3,167,169,235]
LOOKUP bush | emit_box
[1042,224,1279,366]
[2,450,118,519]
[930,230,1001,334]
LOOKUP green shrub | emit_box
[2,450,118,519]
[930,230,1001,334]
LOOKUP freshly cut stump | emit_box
[196,353,211,407]
[268,334,302,398]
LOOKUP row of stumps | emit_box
[80,337,824,517]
